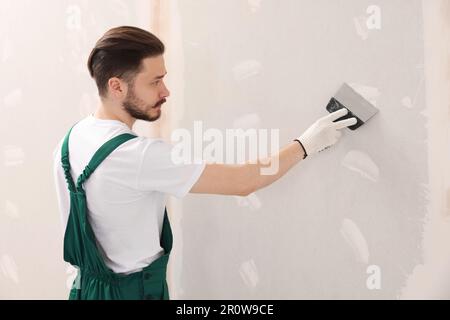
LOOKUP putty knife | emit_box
[326,83,379,130]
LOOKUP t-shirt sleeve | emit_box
[136,139,206,198]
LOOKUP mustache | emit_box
[153,98,166,108]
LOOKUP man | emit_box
[53,26,356,300]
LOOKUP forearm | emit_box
[245,141,306,194]
[190,109,356,197]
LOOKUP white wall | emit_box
[0,0,448,300]
[166,0,448,299]
[0,0,152,299]
[400,0,450,299]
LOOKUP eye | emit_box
[152,80,161,86]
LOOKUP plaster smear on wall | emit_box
[353,5,381,41]
[4,200,20,219]
[2,36,13,62]
[401,96,414,109]
[400,217,450,299]
[401,72,424,109]
[248,0,262,13]
[341,150,380,182]
[3,145,25,167]
[0,254,19,284]
[340,219,370,265]
[399,0,450,299]
[232,60,262,82]
[239,259,259,288]
[353,16,369,40]
[235,193,262,211]
[3,88,23,109]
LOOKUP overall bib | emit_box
[60,126,173,300]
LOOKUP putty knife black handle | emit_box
[326,97,364,131]
[325,83,379,131]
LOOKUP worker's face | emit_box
[122,55,170,122]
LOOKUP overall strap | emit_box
[76,133,138,191]
[61,125,77,192]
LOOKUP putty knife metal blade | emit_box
[326,83,379,130]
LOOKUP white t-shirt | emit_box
[53,115,206,274]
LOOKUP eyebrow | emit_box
[152,72,167,80]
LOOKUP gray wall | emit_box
[174,0,427,299]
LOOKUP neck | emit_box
[93,100,136,130]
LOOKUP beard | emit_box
[122,84,166,122]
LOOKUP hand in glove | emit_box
[296,108,357,159]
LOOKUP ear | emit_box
[107,77,127,99]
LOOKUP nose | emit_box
[161,82,170,98]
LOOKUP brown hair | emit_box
[87,26,165,97]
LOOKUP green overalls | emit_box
[60,126,173,300]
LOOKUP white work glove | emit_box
[295,108,357,158]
